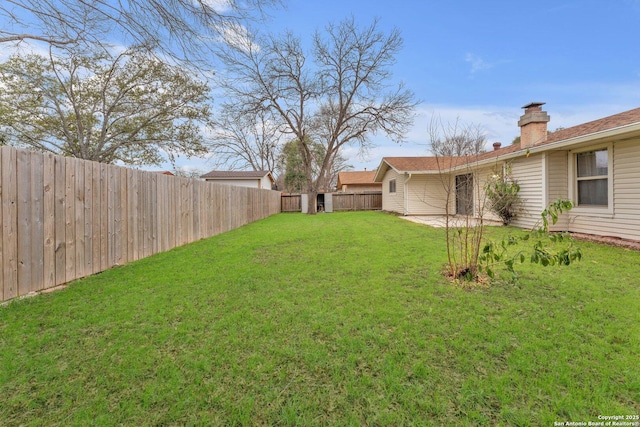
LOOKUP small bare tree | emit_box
[428,116,488,282]
[429,116,582,284]
[216,17,416,213]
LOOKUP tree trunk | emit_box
[306,190,317,214]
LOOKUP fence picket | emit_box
[99,164,108,272]
[17,150,33,295]
[119,166,129,264]
[30,151,45,292]
[54,156,66,286]
[74,159,85,279]
[43,153,56,288]
[84,161,93,276]
[2,147,18,300]
[91,162,101,275]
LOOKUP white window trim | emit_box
[568,142,614,216]
[388,178,397,194]
[542,153,548,208]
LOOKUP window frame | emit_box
[389,178,396,194]
[568,143,613,215]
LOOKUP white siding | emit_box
[546,151,570,231]
[568,139,640,241]
[406,174,450,215]
[510,154,544,230]
[203,178,260,188]
[259,176,273,189]
[342,184,381,192]
[381,169,405,214]
[474,166,502,223]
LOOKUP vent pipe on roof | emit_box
[493,142,502,151]
[518,102,550,148]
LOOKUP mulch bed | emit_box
[570,233,640,251]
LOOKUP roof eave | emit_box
[447,121,640,171]
[376,121,640,177]
[373,159,392,182]
[529,121,640,153]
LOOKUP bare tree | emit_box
[318,149,353,192]
[428,116,488,281]
[429,116,583,283]
[208,107,282,173]
[0,45,211,165]
[0,0,282,64]
[216,17,416,213]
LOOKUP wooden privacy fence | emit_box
[280,192,382,212]
[332,192,382,211]
[0,146,281,302]
[281,194,302,212]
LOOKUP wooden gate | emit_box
[281,194,302,212]
[332,192,382,211]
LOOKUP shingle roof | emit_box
[541,107,640,145]
[382,143,522,173]
[378,106,640,175]
[200,170,272,179]
[382,156,455,172]
[337,171,379,186]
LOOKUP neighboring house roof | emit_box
[336,171,380,187]
[147,170,175,175]
[375,106,640,180]
[200,170,275,183]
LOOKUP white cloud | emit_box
[465,53,493,74]
[201,0,233,13]
[0,39,52,62]
[214,21,259,53]
[405,103,520,147]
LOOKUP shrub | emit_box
[486,165,521,225]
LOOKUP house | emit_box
[336,170,382,192]
[374,102,640,242]
[200,170,275,189]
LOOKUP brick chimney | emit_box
[518,102,550,148]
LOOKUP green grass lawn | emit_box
[1,212,639,426]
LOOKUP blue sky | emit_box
[240,0,640,172]
[3,0,640,173]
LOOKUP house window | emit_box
[576,148,608,207]
[389,179,396,194]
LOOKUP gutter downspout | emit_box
[404,172,413,216]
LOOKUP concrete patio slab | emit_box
[400,216,503,228]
